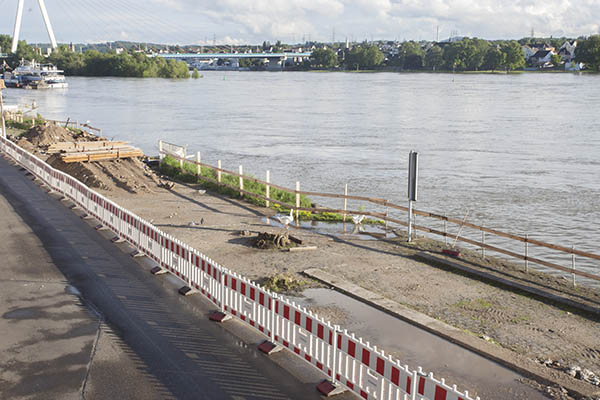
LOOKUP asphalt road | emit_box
[0,155,340,400]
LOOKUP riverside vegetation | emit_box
[159,155,383,224]
[1,35,189,79]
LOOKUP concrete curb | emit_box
[302,268,599,399]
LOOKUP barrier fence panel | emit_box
[273,297,337,380]
[222,270,273,336]
[0,136,479,400]
[88,192,103,221]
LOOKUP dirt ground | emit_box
[8,126,600,398]
[105,181,600,398]
[11,125,161,193]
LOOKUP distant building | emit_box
[530,49,555,67]
[558,40,577,62]
[522,45,536,61]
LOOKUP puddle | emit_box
[65,285,81,296]
[288,288,544,400]
[3,307,45,320]
[262,217,396,241]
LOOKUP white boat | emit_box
[3,60,68,89]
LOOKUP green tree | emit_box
[550,54,562,68]
[575,35,600,71]
[364,45,384,69]
[482,47,505,71]
[345,44,384,70]
[464,38,489,70]
[396,41,425,70]
[191,68,200,78]
[310,48,338,69]
[442,41,468,70]
[500,41,525,70]
[0,34,12,55]
[424,45,444,71]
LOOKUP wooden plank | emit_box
[58,146,137,155]
[61,150,143,163]
[48,141,129,151]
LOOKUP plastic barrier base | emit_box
[178,286,198,296]
[95,224,108,231]
[258,340,283,355]
[209,311,231,322]
[150,266,167,275]
[130,250,144,258]
[316,380,347,397]
[442,249,461,257]
[80,214,94,220]
[111,236,125,243]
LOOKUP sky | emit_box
[0,0,599,46]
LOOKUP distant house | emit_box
[522,45,536,61]
[558,41,577,62]
[530,49,555,66]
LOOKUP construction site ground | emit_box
[8,125,600,399]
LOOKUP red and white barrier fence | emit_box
[0,137,480,400]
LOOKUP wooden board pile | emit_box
[48,141,144,163]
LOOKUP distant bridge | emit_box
[154,52,312,60]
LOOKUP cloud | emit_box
[3,0,599,45]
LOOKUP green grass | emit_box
[159,155,384,223]
[160,155,312,211]
[454,298,493,310]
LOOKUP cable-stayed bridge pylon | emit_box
[11,0,58,53]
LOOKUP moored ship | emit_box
[3,60,68,89]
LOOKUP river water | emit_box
[4,72,600,280]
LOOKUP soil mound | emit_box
[14,124,162,194]
[47,154,161,194]
[17,125,94,150]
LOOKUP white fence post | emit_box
[239,165,243,197]
[296,181,300,226]
[196,151,201,177]
[266,170,270,208]
[158,140,164,163]
[217,160,222,183]
[343,184,348,222]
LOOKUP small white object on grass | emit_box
[352,214,365,225]
[275,209,294,229]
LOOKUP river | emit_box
[4,71,599,281]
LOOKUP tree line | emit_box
[1,36,189,79]
[310,35,600,72]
